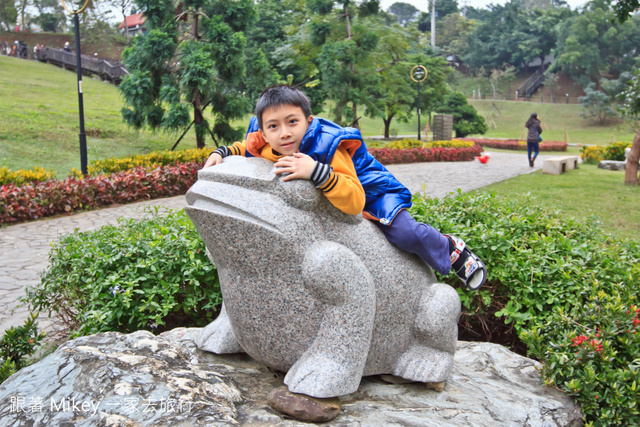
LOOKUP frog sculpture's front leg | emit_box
[196,302,242,354]
[284,241,376,398]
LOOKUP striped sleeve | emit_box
[316,145,365,216]
[210,141,246,158]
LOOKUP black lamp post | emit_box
[62,0,90,175]
[410,65,428,141]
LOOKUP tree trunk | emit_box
[624,128,640,185]
[383,115,393,139]
[351,102,359,129]
[193,94,205,149]
[123,9,129,42]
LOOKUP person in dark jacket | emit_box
[525,113,543,167]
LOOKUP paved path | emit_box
[0,151,548,336]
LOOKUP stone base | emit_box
[0,329,583,426]
[598,160,626,171]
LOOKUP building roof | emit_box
[119,13,145,30]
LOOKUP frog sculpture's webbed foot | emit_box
[392,283,460,383]
[284,242,376,398]
[196,302,243,354]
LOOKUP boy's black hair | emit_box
[255,85,312,130]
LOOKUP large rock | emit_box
[0,328,583,426]
[186,156,461,398]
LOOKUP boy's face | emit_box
[260,105,312,156]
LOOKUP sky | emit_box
[378,0,588,13]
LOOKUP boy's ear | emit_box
[307,115,313,125]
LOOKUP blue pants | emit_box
[375,209,451,275]
[527,141,539,161]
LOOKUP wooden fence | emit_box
[38,47,128,85]
[1,42,128,85]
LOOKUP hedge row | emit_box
[0,162,202,226]
[457,137,568,151]
[368,145,483,164]
[1,144,482,226]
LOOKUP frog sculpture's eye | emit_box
[274,173,321,211]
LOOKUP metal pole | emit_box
[417,81,421,141]
[431,0,436,48]
[74,13,88,175]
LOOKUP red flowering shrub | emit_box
[368,145,482,165]
[457,137,567,152]
[0,162,202,226]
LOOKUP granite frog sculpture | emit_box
[186,156,461,399]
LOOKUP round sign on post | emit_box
[410,65,428,83]
[410,65,428,140]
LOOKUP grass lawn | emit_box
[2,54,637,176]
[468,99,638,146]
[474,160,640,241]
[0,56,195,176]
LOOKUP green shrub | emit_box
[604,142,632,161]
[522,285,640,426]
[24,208,221,337]
[385,138,476,150]
[581,146,605,164]
[0,313,46,383]
[86,147,211,175]
[581,142,631,164]
[409,191,640,426]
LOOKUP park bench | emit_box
[542,156,580,175]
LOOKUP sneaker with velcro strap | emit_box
[445,235,487,291]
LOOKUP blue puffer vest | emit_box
[246,116,412,224]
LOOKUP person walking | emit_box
[525,113,543,167]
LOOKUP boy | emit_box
[204,85,487,290]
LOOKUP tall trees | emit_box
[119,0,263,149]
[308,0,381,128]
[0,0,17,31]
[387,2,419,26]
[552,1,640,83]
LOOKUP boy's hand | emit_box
[274,152,315,181]
[203,153,223,169]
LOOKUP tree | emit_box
[436,12,474,55]
[31,0,65,32]
[387,2,419,26]
[552,1,640,83]
[619,67,640,185]
[436,92,487,137]
[107,0,133,41]
[578,83,618,125]
[436,92,487,138]
[0,0,18,31]
[605,0,640,185]
[489,65,516,99]
[119,0,259,149]
[369,22,450,138]
[308,0,382,128]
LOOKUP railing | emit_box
[468,92,581,104]
[36,47,128,85]
[516,65,546,99]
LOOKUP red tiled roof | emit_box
[119,13,145,29]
